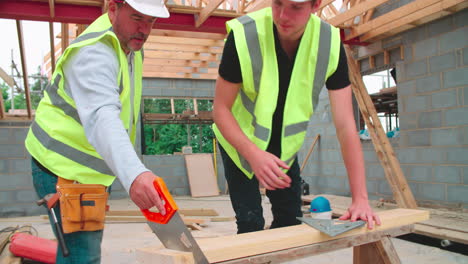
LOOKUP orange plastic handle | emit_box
[141,177,178,224]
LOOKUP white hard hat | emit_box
[123,0,170,18]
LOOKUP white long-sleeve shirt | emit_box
[62,38,149,193]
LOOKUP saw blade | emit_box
[148,212,209,263]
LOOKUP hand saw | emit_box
[141,178,209,263]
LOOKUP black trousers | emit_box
[219,145,303,234]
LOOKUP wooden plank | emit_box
[144,50,219,61]
[0,67,14,88]
[144,59,218,68]
[143,65,218,74]
[327,0,390,26]
[302,194,468,245]
[346,0,440,40]
[139,247,195,264]
[362,0,466,41]
[345,46,418,209]
[149,29,225,40]
[221,226,412,264]
[195,0,225,27]
[319,0,337,10]
[16,20,33,119]
[414,224,468,245]
[142,71,218,80]
[145,43,223,53]
[184,154,219,197]
[147,35,225,46]
[137,209,429,263]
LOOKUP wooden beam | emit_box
[195,0,225,27]
[384,50,390,65]
[238,0,246,13]
[319,0,337,10]
[48,22,56,74]
[345,46,418,209]
[354,236,401,264]
[0,67,14,88]
[0,88,4,119]
[244,0,271,13]
[145,43,223,54]
[300,134,320,173]
[137,208,429,263]
[171,226,413,264]
[327,0,390,26]
[48,0,55,17]
[147,35,225,46]
[150,29,225,40]
[61,23,69,51]
[142,72,217,80]
[361,0,467,41]
[16,20,33,119]
[144,51,219,61]
[369,55,375,69]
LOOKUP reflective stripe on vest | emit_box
[213,8,339,178]
[25,13,140,185]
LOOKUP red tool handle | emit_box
[141,177,178,224]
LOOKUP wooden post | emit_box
[353,236,401,264]
[61,23,69,53]
[0,94,4,119]
[300,134,320,173]
[344,46,417,209]
[16,20,33,119]
[49,22,56,74]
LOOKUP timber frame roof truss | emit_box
[0,0,466,120]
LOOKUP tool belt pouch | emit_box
[57,178,108,234]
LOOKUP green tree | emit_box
[142,98,214,155]
[2,66,46,112]
[1,82,9,102]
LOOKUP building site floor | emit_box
[1,195,467,264]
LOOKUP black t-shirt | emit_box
[218,26,351,157]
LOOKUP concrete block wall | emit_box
[142,78,215,97]
[0,78,223,217]
[0,121,44,217]
[394,8,468,209]
[299,89,352,197]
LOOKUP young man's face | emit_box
[109,1,157,53]
[272,0,320,41]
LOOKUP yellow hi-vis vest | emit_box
[25,13,143,186]
[213,8,340,179]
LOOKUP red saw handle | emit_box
[141,177,178,224]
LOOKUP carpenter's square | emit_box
[297,217,366,237]
[141,178,209,264]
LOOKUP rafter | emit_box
[195,0,225,27]
[16,20,33,119]
[327,0,389,27]
[245,0,271,13]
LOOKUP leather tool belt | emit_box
[56,177,108,234]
